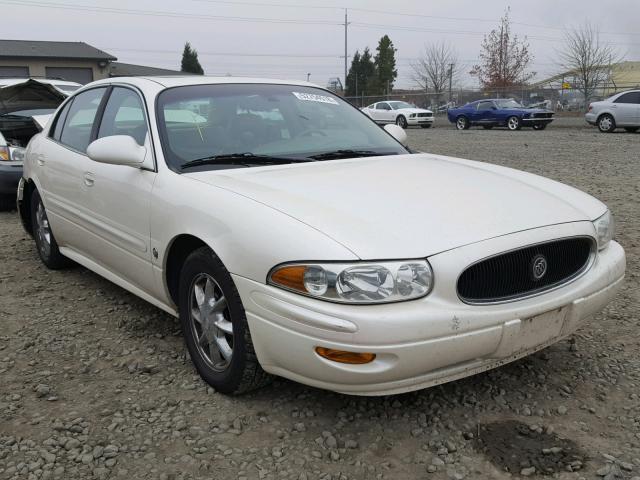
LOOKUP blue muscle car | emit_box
[447,99,554,131]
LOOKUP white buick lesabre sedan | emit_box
[18,77,625,396]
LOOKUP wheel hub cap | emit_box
[35,201,51,257]
[189,273,233,372]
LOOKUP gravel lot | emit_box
[1,117,639,480]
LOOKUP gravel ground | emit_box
[1,118,639,480]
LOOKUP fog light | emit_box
[315,347,376,364]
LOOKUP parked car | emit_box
[361,101,434,128]
[586,90,640,133]
[19,77,624,396]
[447,98,554,131]
[0,79,79,209]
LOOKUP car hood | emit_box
[185,154,605,259]
[0,79,66,115]
[398,107,432,114]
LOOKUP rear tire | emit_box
[507,116,521,131]
[30,190,71,269]
[179,246,271,395]
[597,114,615,133]
[455,116,470,130]
[624,127,638,133]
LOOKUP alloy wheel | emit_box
[599,116,613,132]
[507,117,520,130]
[189,273,234,372]
[35,200,52,258]
[456,117,467,130]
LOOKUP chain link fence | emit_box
[343,83,640,113]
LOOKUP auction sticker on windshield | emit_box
[292,92,339,105]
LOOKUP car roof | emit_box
[90,75,319,89]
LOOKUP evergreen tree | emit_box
[374,35,398,94]
[345,48,377,97]
[345,50,361,97]
[181,42,204,75]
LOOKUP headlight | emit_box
[409,113,416,118]
[11,147,25,162]
[593,210,614,250]
[268,260,433,304]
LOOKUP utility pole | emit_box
[448,63,454,103]
[343,9,349,93]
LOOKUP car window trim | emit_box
[47,83,157,173]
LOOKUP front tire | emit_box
[507,116,521,131]
[179,246,271,394]
[456,116,470,130]
[30,189,71,269]
[396,115,408,129]
[598,114,616,133]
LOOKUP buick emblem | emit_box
[531,254,548,281]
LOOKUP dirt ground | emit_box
[1,117,639,480]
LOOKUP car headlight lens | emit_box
[593,210,614,250]
[11,147,25,162]
[269,260,433,304]
[409,113,416,118]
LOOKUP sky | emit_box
[3,0,640,89]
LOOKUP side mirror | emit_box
[384,124,408,147]
[87,135,146,167]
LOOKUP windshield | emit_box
[156,84,407,170]
[494,99,523,109]
[388,101,414,110]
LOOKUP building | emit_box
[0,39,116,84]
[533,61,640,95]
[109,62,186,77]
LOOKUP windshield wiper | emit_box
[180,152,314,170]
[308,149,394,161]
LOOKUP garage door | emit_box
[0,66,29,77]
[45,67,93,84]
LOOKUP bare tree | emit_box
[559,23,620,107]
[473,8,535,89]
[411,41,459,104]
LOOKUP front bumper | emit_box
[0,162,23,196]
[407,116,434,126]
[521,117,554,125]
[233,223,625,395]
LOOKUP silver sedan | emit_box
[585,90,640,133]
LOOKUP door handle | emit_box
[83,172,95,187]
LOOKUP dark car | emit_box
[447,98,554,131]
[0,79,76,210]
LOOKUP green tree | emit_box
[374,35,398,94]
[346,48,377,97]
[181,42,204,75]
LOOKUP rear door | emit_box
[612,92,640,125]
[40,86,108,251]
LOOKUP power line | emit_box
[0,0,341,25]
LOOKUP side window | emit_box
[477,101,493,110]
[59,88,107,153]
[614,92,640,104]
[376,103,391,110]
[51,100,72,141]
[97,87,148,146]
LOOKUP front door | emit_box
[612,91,640,125]
[81,86,156,294]
[472,101,495,123]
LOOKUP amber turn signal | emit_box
[315,347,376,364]
[270,265,307,292]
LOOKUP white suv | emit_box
[586,90,640,133]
